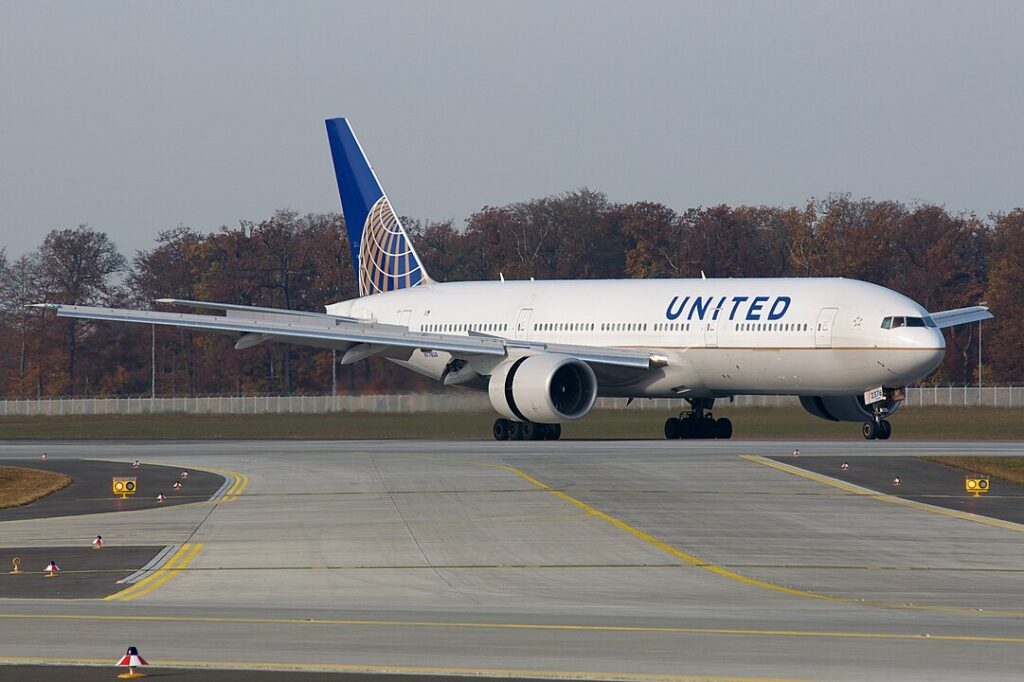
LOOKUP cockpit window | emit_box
[882,315,934,329]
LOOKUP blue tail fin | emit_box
[325,118,430,297]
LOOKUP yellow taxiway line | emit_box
[104,543,203,602]
[1,613,1023,644]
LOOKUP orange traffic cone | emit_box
[115,645,149,678]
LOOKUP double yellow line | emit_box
[105,543,204,602]
[211,468,249,502]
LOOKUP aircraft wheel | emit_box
[545,423,561,440]
[878,420,892,440]
[862,421,879,440]
[509,421,524,441]
[493,419,510,440]
[522,421,541,441]
[664,417,681,439]
[677,419,692,440]
[700,417,717,439]
[715,417,733,439]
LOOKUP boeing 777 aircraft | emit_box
[40,118,992,440]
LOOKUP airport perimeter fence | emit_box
[0,386,1022,416]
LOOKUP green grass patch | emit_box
[920,457,1024,486]
[0,406,1019,440]
[0,466,71,509]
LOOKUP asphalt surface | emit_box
[0,458,225,520]
[772,454,1024,524]
[2,440,1024,681]
[0,546,165,599]
[5,666,538,681]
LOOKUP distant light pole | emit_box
[978,301,987,406]
[151,324,156,402]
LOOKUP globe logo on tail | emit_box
[358,196,425,296]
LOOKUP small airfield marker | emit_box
[116,645,149,679]
[44,560,60,578]
[9,557,21,574]
[93,535,104,549]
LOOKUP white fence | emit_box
[0,386,1021,416]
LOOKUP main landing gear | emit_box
[862,417,892,440]
[493,418,562,441]
[664,398,732,440]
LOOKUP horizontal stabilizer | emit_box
[929,305,993,329]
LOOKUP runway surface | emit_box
[1,439,1024,681]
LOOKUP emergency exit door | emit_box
[815,307,838,348]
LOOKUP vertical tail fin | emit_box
[325,118,430,297]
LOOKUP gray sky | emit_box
[1,0,1022,259]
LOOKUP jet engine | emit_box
[799,394,903,422]
[488,354,597,423]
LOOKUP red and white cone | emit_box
[44,561,60,578]
[92,535,103,550]
[132,459,141,468]
[792,449,800,458]
[180,470,189,479]
[172,481,182,491]
[840,461,849,472]
[41,453,47,461]
[891,476,902,487]
[116,645,149,679]
[156,493,166,503]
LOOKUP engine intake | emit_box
[799,394,903,423]
[488,354,597,423]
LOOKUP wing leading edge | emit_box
[34,303,658,371]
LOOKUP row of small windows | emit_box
[736,322,809,332]
[422,321,811,334]
[535,322,596,332]
[423,323,507,333]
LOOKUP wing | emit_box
[34,302,662,372]
[929,305,993,329]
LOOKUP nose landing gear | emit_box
[664,398,732,439]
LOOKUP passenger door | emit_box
[514,308,533,341]
[815,307,838,348]
[704,319,719,348]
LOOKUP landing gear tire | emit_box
[509,421,524,441]
[862,421,879,440]
[493,418,510,441]
[877,420,892,440]
[715,417,733,439]
[664,417,681,440]
[545,423,562,440]
[522,421,542,441]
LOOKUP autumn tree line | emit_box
[0,191,1021,398]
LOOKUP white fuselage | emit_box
[326,277,945,399]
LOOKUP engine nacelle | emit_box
[488,354,597,423]
[799,394,903,422]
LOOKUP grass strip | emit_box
[0,406,1020,440]
[0,466,71,509]
[920,457,1024,487]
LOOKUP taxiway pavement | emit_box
[2,440,1024,680]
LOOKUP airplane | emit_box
[37,118,992,441]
